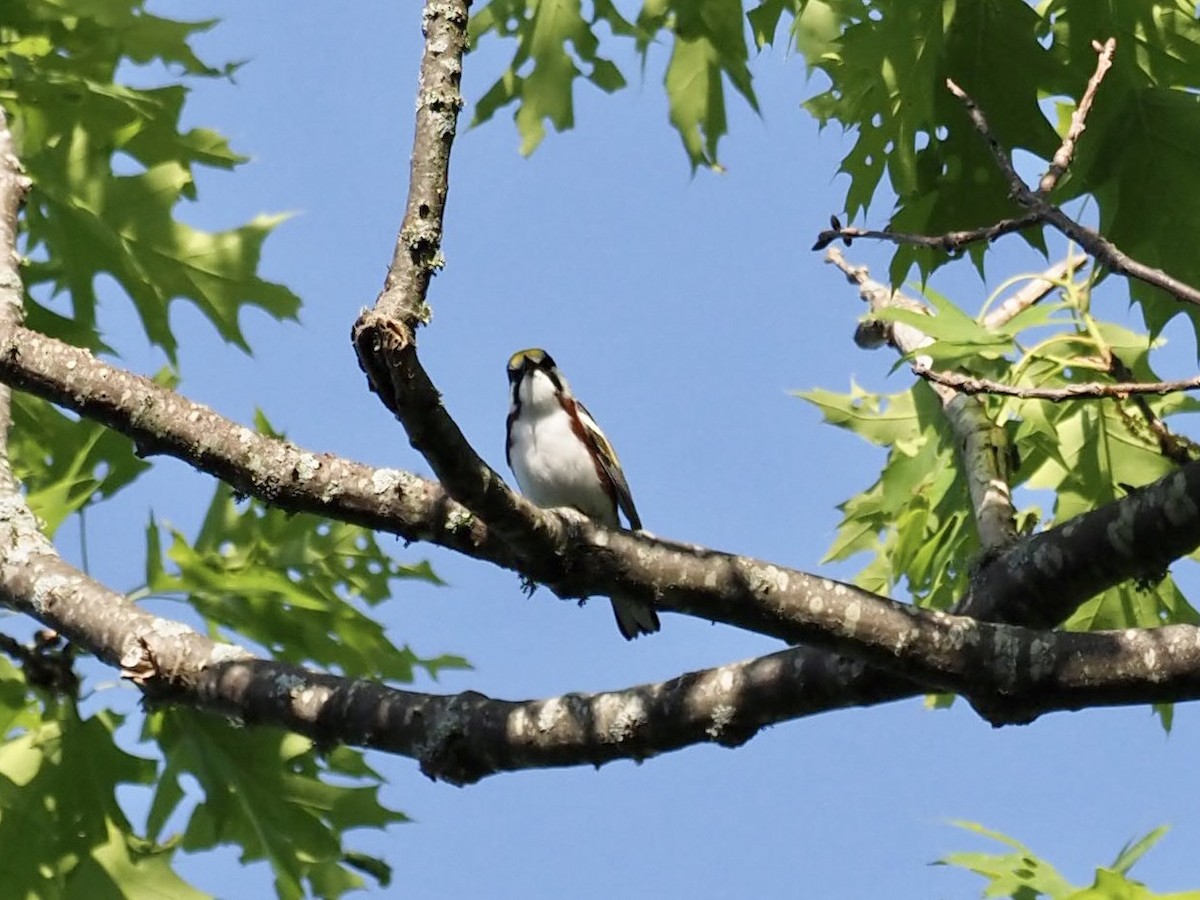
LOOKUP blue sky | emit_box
[62,1,1200,896]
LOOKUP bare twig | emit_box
[811,212,1041,254]
[1037,38,1117,195]
[1037,205,1200,307]
[945,77,1031,193]
[912,365,1200,402]
[946,45,1200,309]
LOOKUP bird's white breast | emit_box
[509,372,615,524]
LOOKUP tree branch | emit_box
[815,40,1200,311]
[826,247,1018,552]
[5,19,1200,792]
[1036,38,1116,196]
[812,211,1041,254]
[347,0,549,566]
[981,255,1085,330]
[912,364,1200,402]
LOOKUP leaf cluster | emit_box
[1,2,453,895]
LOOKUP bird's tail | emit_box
[611,595,661,640]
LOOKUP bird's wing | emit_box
[573,399,642,530]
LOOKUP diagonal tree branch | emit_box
[348,0,548,566]
[826,248,1018,552]
[815,40,1200,311]
[1036,39,1116,195]
[981,255,1085,330]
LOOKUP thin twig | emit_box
[945,77,1030,193]
[1038,39,1117,195]
[912,364,1200,402]
[1039,205,1200,307]
[1107,355,1199,465]
[811,212,1040,254]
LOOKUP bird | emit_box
[505,348,661,640]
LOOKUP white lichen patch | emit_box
[28,572,72,613]
[446,507,474,532]
[295,686,325,710]
[147,618,193,638]
[943,616,979,651]
[893,625,921,655]
[989,626,1023,690]
[840,600,862,637]
[718,668,736,692]
[295,453,320,482]
[536,697,570,733]
[595,693,647,742]
[273,671,307,694]
[707,704,735,739]
[748,564,789,595]
[1032,540,1066,573]
[1027,634,1057,683]
[208,643,249,665]
[370,468,404,495]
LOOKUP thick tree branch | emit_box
[347,0,546,565]
[6,20,1200,791]
[6,466,1200,786]
[15,314,1199,657]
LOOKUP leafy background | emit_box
[3,0,1200,896]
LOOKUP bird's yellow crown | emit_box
[508,348,548,372]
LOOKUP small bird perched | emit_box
[505,348,661,640]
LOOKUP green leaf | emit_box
[144,484,459,681]
[803,0,1062,280]
[0,655,37,741]
[939,820,1076,899]
[1110,826,1171,877]
[472,0,627,155]
[662,0,759,169]
[941,821,1200,899]
[797,381,920,447]
[6,0,296,361]
[0,706,205,898]
[803,382,972,608]
[146,709,403,900]
[9,393,150,536]
[872,288,1014,363]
